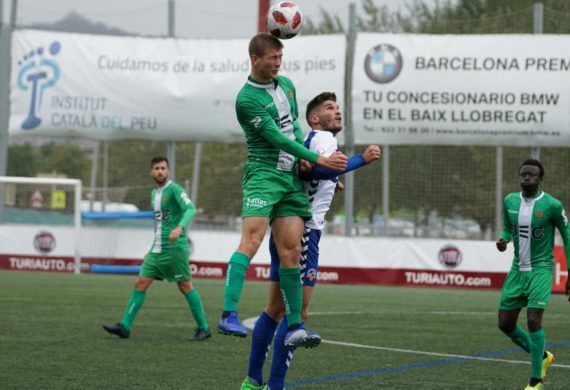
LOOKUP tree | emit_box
[7,144,39,177]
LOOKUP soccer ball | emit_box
[266,1,303,39]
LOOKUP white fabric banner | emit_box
[353,33,570,146]
[9,30,345,141]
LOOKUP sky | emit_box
[2,0,414,38]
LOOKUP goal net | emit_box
[0,176,82,274]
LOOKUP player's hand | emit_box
[299,159,313,175]
[496,238,508,252]
[335,180,344,193]
[363,145,381,163]
[317,151,347,171]
[169,226,182,242]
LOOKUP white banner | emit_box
[9,30,345,141]
[353,33,570,146]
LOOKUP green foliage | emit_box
[7,143,39,177]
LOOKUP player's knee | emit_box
[527,316,542,332]
[279,247,302,267]
[497,316,515,334]
[177,281,192,294]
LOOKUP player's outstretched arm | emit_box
[315,151,347,171]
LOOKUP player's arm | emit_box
[552,202,570,296]
[304,145,381,181]
[169,188,197,242]
[496,198,512,252]
[238,98,320,163]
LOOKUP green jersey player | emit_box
[217,33,347,348]
[496,159,570,390]
[103,156,210,341]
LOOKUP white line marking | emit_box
[243,316,570,369]
[323,339,570,369]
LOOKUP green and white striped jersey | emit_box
[500,190,570,271]
[150,180,196,253]
[235,75,319,171]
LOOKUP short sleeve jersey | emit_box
[303,130,338,230]
[235,75,318,171]
[500,190,570,271]
[150,180,196,253]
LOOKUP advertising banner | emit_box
[353,34,570,146]
[9,30,345,141]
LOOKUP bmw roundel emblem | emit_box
[364,44,403,84]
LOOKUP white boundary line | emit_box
[323,339,570,369]
[243,316,570,369]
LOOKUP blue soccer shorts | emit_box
[269,227,322,287]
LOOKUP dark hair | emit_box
[305,92,337,126]
[520,158,544,178]
[151,156,169,167]
[249,32,283,57]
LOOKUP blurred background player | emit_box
[241,92,381,390]
[496,159,570,390]
[217,33,347,344]
[103,156,210,341]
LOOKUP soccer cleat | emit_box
[284,324,321,349]
[189,328,211,341]
[217,311,247,337]
[524,383,544,390]
[102,322,130,339]
[542,351,555,380]
[240,378,265,390]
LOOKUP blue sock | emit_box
[247,311,278,385]
[268,318,294,390]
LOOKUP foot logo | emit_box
[17,41,61,130]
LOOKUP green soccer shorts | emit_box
[499,267,553,310]
[140,245,191,282]
[241,164,311,221]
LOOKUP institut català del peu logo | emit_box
[364,43,403,84]
[17,41,62,130]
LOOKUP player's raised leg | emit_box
[218,216,268,337]
[271,216,321,349]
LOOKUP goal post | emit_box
[0,176,82,274]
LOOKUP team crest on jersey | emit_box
[287,91,293,99]
[162,195,168,203]
[307,268,317,282]
[536,210,543,218]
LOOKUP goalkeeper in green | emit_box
[103,156,210,341]
[496,159,570,390]
[217,32,347,348]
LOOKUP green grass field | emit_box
[1,271,569,389]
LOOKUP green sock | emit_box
[185,289,209,331]
[279,267,302,327]
[120,289,146,331]
[223,252,250,311]
[507,325,531,353]
[529,329,545,379]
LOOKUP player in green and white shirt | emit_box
[103,156,210,342]
[218,33,347,355]
[496,159,570,389]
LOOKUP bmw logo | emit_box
[364,44,403,84]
